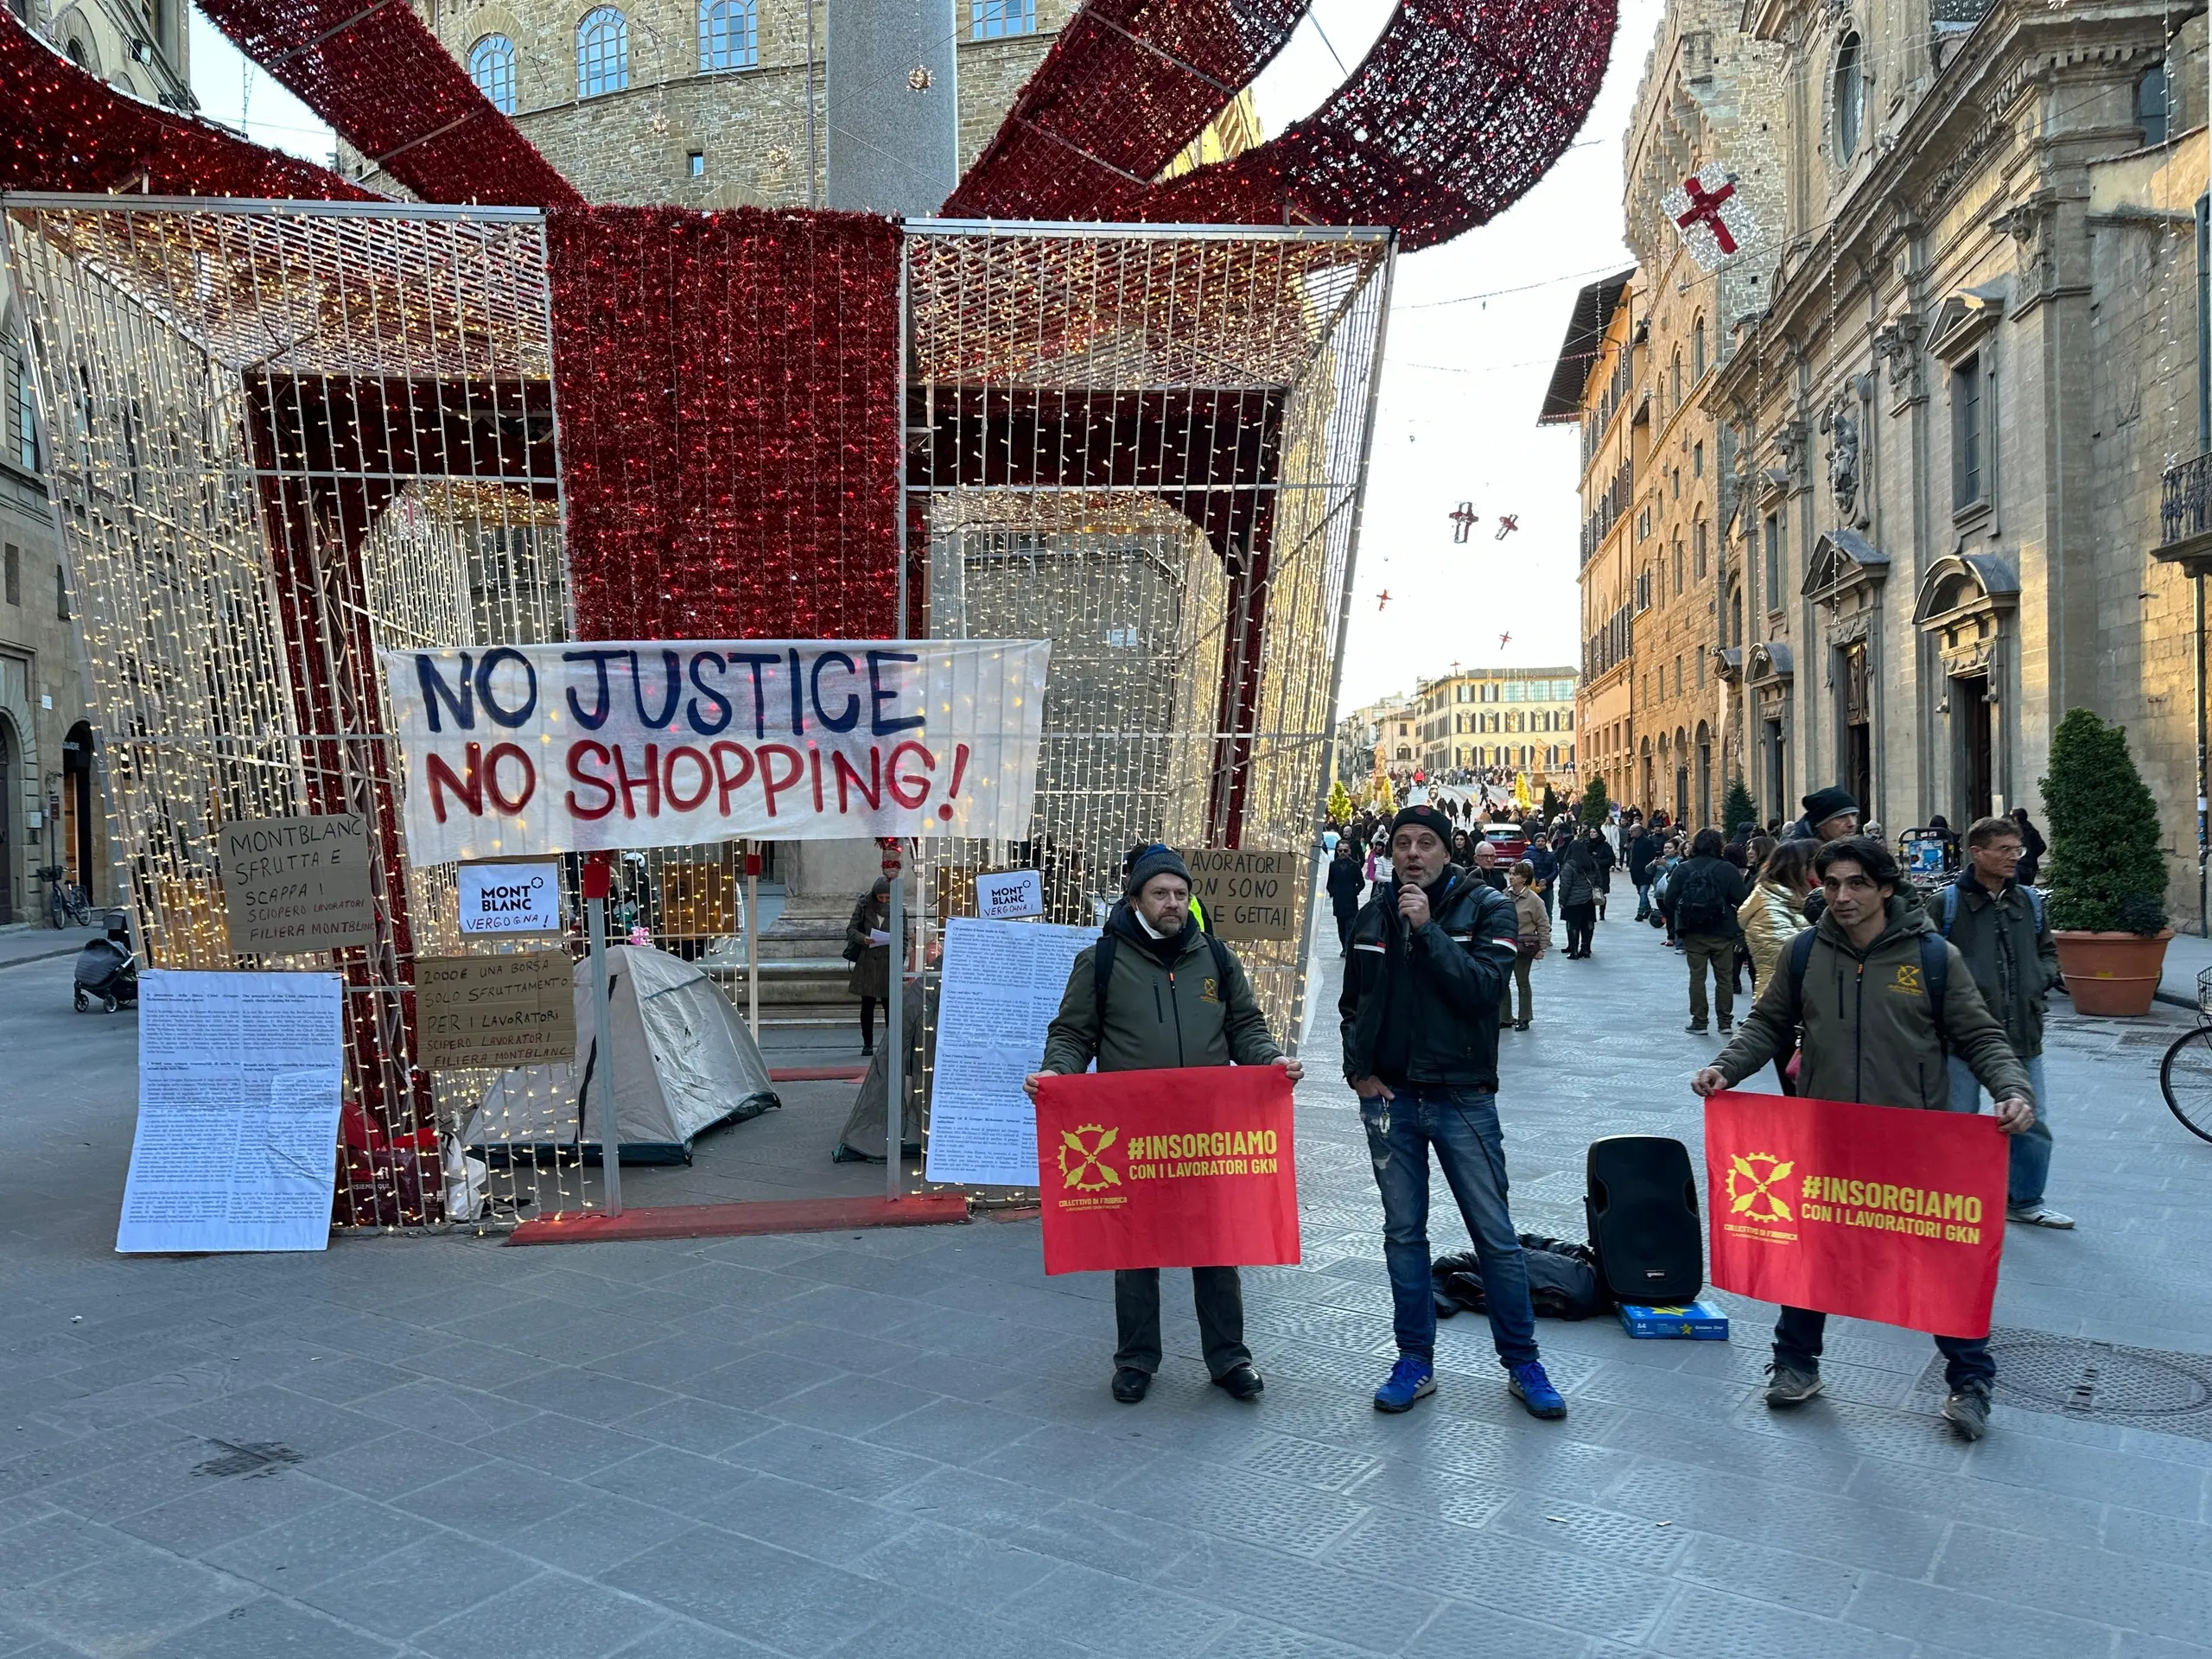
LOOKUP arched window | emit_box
[2137,61,2170,148]
[469,35,518,114]
[1670,349,1682,410]
[700,0,757,71]
[1833,34,1864,162]
[577,7,629,99]
[1692,315,1707,381]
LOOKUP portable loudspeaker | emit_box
[1585,1135,1703,1305]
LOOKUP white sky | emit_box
[186,2,1667,719]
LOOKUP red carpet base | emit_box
[506,1192,969,1245]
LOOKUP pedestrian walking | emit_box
[1339,804,1567,1421]
[1692,836,2036,1440]
[1665,828,1747,1033]
[1629,818,1664,920]
[1738,838,1817,1093]
[2011,806,2047,887]
[1467,839,1509,892]
[1649,836,1685,948]
[1502,861,1544,1031]
[1556,835,1599,958]
[1941,817,2072,1229]
[1588,824,1615,920]
[1028,846,1301,1404]
[1787,785,1860,842]
[843,878,895,1055]
[1525,835,1558,920]
[1327,836,1366,952]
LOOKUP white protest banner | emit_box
[925,918,1096,1187]
[457,861,563,935]
[383,640,1052,863]
[974,868,1044,920]
[118,971,345,1254]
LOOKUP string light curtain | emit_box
[945,0,1621,252]
[3,197,566,1227]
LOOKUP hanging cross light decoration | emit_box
[1494,515,1520,539]
[1450,502,1478,542]
[1663,163,1758,270]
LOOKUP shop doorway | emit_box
[0,716,14,924]
[1764,716,1786,823]
[62,720,95,903]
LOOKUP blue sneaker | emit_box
[1372,1356,1436,1413]
[1508,1360,1567,1420]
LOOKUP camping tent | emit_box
[462,945,779,1164]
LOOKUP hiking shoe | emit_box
[1764,1362,1823,1407]
[1110,1367,1151,1404]
[1943,1382,1993,1440]
[1507,1361,1567,1420]
[1684,1020,1708,1034]
[1372,1356,1435,1413]
[2007,1203,2075,1229]
[1212,1363,1264,1402]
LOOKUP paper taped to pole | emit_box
[1704,1090,2008,1337]
[383,640,1052,861]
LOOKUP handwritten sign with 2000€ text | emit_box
[414,953,576,1072]
[220,814,377,955]
[1176,849,1299,943]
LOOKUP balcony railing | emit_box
[2161,451,2212,547]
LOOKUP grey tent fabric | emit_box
[463,945,778,1164]
[836,975,934,1162]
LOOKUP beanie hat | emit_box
[1388,804,1455,848]
[1801,785,1859,829]
[1124,844,1192,897]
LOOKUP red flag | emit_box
[1705,1090,2008,1337]
[1033,1066,1300,1274]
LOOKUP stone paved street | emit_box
[2,901,2209,1657]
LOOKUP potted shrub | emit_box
[2041,707,2173,1016]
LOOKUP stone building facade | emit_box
[1415,666,1580,786]
[0,0,181,922]
[1709,0,2209,916]
[355,0,1258,210]
[1544,0,1785,827]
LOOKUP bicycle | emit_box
[35,863,91,929]
[2156,966,2212,1143]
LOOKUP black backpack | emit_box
[1093,927,1233,1033]
[1672,860,1732,933]
[1785,928,1948,1052]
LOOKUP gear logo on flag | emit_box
[1663,163,1759,270]
[1726,1153,1796,1224]
[1058,1125,1122,1192]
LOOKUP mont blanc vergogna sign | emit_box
[383,640,1052,862]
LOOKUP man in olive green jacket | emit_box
[1026,845,1300,1404]
[1694,836,2034,1441]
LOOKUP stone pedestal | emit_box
[757,839,918,961]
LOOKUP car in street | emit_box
[1482,823,1529,860]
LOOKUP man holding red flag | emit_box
[1026,846,1300,1405]
[1693,836,2034,1440]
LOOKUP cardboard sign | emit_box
[974,868,1044,920]
[415,952,576,1071]
[1705,1090,2008,1338]
[382,639,1052,861]
[457,860,563,936]
[1176,848,1298,942]
[117,970,346,1254]
[1033,1065,1300,1274]
[219,814,376,955]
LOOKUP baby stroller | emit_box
[73,915,138,1013]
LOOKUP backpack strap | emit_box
[1921,933,1949,1056]
[1784,927,1818,1014]
[1091,929,1116,1038]
[1205,931,1231,985]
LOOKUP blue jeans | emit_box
[1358,1085,1539,1368]
[1775,1305,1995,1391]
[1947,1053,2051,1206]
[1634,880,1652,919]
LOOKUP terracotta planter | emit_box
[2052,929,2174,1017]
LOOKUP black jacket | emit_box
[1338,866,1519,1090]
[1661,855,1747,938]
[1326,853,1367,915]
[1628,830,1664,883]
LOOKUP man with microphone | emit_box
[1340,804,1567,1421]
